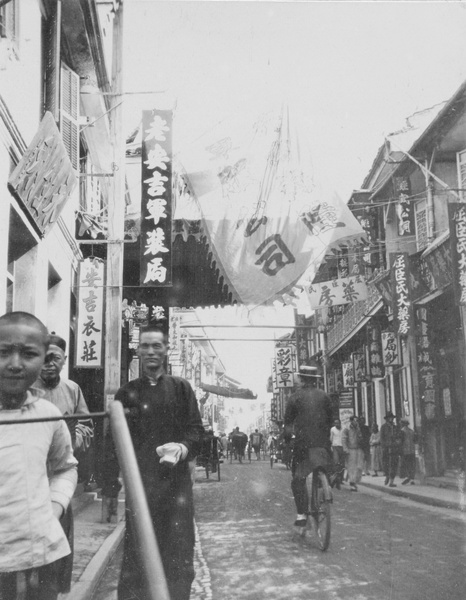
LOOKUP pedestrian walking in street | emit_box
[33,333,93,594]
[250,428,263,460]
[342,415,364,491]
[102,325,204,600]
[400,418,417,485]
[330,418,344,489]
[369,423,382,476]
[380,411,402,487]
[284,365,333,527]
[0,312,77,600]
[231,426,248,463]
[358,415,371,475]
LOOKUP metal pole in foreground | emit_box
[109,401,170,600]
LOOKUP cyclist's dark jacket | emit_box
[284,386,333,450]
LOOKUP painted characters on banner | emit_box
[352,352,366,383]
[294,312,310,368]
[367,323,384,378]
[415,307,437,420]
[381,331,401,367]
[274,344,295,388]
[76,258,104,367]
[342,362,354,388]
[306,275,368,309]
[140,110,172,286]
[391,253,412,337]
[394,177,414,236]
[448,203,466,305]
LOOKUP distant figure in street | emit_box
[0,312,77,600]
[219,432,228,456]
[358,415,371,476]
[231,426,248,463]
[33,333,93,594]
[330,418,344,489]
[380,411,402,487]
[249,428,263,460]
[284,365,333,527]
[400,418,417,485]
[342,416,364,491]
[369,423,382,476]
[103,325,203,600]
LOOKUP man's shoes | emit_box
[410,481,415,485]
[402,478,410,485]
[350,483,358,492]
[389,482,397,487]
[372,472,378,477]
[384,477,389,485]
[294,516,307,527]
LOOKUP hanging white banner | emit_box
[179,108,365,307]
[75,258,104,368]
[305,275,369,309]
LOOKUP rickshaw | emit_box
[196,432,222,480]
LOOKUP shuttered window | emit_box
[60,63,79,170]
[457,149,466,201]
[415,199,428,251]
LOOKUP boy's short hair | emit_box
[0,311,49,348]
[139,325,168,344]
[48,334,67,353]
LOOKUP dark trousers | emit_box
[0,562,60,600]
[291,477,307,514]
[118,479,195,600]
[382,449,399,479]
[400,453,416,480]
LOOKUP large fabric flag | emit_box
[177,108,365,307]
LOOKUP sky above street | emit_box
[123,0,466,405]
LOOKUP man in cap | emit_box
[284,366,333,527]
[399,417,417,485]
[380,411,402,487]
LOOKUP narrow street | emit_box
[93,456,466,600]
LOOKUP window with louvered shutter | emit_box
[60,63,79,170]
[457,150,466,202]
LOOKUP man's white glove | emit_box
[156,442,189,466]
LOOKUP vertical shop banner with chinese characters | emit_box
[294,311,310,368]
[274,345,294,388]
[367,323,384,378]
[140,110,172,287]
[415,307,437,420]
[381,331,401,367]
[76,258,104,367]
[168,311,181,354]
[394,177,414,236]
[352,352,366,383]
[342,362,354,388]
[391,253,412,338]
[271,359,279,393]
[449,203,466,305]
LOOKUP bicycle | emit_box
[298,467,332,551]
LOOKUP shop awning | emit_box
[199,382,257,400]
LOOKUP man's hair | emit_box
[139,325,168,343]
[48,333,66,353]
[0,311,49,347]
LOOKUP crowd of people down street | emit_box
[0,309,419,600]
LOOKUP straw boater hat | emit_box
[298,365,322,378]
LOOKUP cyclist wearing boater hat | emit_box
[284,365,333,528]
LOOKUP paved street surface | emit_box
[92,458,466,600]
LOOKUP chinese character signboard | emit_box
[306,275,368,309]
[394,177,414,236]
[140,110,172,287]
[381,331,400,367]
[270,359,279,393]
[169,310,181,354]
[76,258,104,368]
[352,352,366,382]
[391,253,412,337]
[8,112,77,236]
[342,362,354,388]
[449,203,466,305]
[415,307,437,420]
[367,323,384,378]
[274,345,294,388]
[294,311,310,368]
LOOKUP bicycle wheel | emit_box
[310,471,331,551]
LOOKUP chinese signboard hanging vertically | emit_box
[76,258,104,367]
[274,344,295,388]
[415,307,437,420]
[367,323,384,378]
[391,253,412,337]
[449,203,466,305]
[294,311,310,368]
[140,110,173,286]
[381,331,400,367]
[394,177,414,236]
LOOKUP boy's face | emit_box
[41,344,66,383]
[0,322,47,405]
